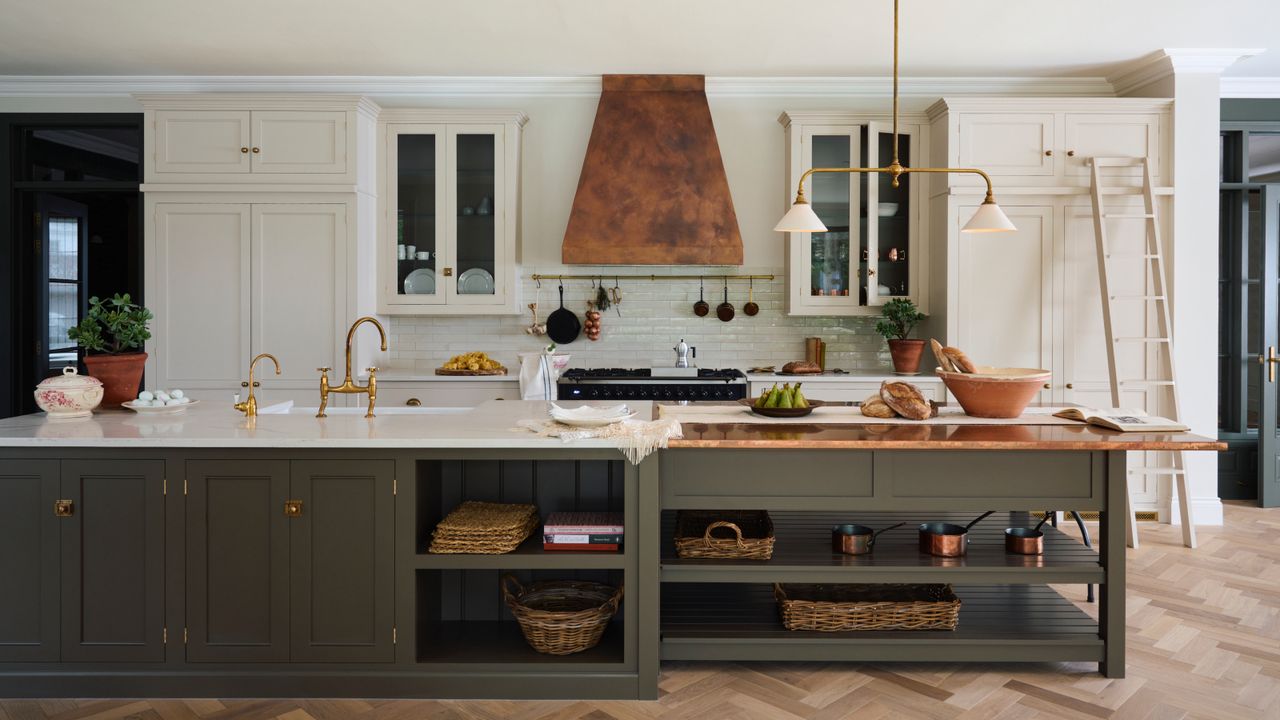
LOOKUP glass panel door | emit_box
[799,127,860,309]
[390,125,445,304]
[36,195,89,376]
[1260,186,1280,507]
[447,125,505,305]
[865,122,914,305]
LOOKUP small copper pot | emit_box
[918,511,994,557]
[1004,515,1052,555]
[832,522,904,555]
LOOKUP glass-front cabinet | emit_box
[781,112,924,316]
[378,111,526,314]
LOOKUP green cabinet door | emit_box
[290,460,395,662]
[0,460,60,662]
[185,460,291,662]
[60,459,166,662]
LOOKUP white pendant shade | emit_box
[774,202,828,233]
[961,201,1017,233]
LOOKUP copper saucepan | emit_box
[1004,514,1052,555]
[832,522,905,555]
[918,511,994,557]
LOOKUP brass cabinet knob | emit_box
[1066,383,1074,389]
[1043,383,1050,389]
[54,499,74,517]
[241,147,249,153]
[1067,150,1076,157]
[406,398,422,406]
[252,147,260,154]
[1044,150,1053,157]
[284,500,303,518]
[443,267,454,277]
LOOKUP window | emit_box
[46,215,82,367]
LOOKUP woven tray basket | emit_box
[502,575,623,655]
[674,510,775,560]
[775,583,960,631]
[428,501,539,554]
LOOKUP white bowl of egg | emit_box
[122,389,198,414]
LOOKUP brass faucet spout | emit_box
[234,352,282,417]
[317,316,389,418]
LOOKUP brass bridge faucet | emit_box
[317,316,388,418]
[234,353,282,417]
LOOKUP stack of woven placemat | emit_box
[428,501,540,554]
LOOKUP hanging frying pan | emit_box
[546,282,581,344]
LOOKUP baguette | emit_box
[930,339,955,373]
[879,381,932,421]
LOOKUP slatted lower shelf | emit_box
[661,583,1103,663]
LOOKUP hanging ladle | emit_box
[744,277,760,316]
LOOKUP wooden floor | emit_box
[2,501,1277,720]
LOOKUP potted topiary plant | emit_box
[874,298,927,374]
[68,293,153,407]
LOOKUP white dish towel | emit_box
[519,352,557,401]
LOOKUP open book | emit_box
[1053,407,1188,432]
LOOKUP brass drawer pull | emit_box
[54,499,74,517]
[284,500,304,518]
[406,398,422,406]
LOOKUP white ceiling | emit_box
[0,0,1276,79]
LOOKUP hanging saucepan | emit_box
[832,522,905,556]
[744,278,760,316]
[716,279,735,322]
[546,282,581,344]
[693,277,710,317]
[1004,514,1052,555]
[918,510,994,557]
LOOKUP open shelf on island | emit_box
[414,533,626,570]
[417,620,625,666]
[661,511,1101,584]
[661,583,1102,663]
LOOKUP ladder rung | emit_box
[1119,379,1176,386]
[1105,253,1161,261]
[1115,337,1170,343]
[1103,213,1156,219]
[1109,294,1165,301]
[1129,468,1184,476]
[1091,157,1148,167]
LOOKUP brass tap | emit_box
[234,353,282,417]
[317,316,388,418]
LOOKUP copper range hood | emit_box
[562,74,743,265]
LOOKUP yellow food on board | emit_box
[442,351,505,371]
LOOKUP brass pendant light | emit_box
[774,0,1015,234]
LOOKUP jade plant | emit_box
[874,298,925,341]
[67,293,153,355]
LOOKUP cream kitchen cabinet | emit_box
[374,381,521,407]
[779,112,928,316]
[147,199,362,402]
[929,99,1170,189]
[139,95,379,186]
[378,110,526,315]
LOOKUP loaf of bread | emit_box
[931,339,955,373]
[782,360,822,374]
[879,381,932,421]
[860,395,897,419]
[942,346,977,373]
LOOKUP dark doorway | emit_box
[1,115,142,419]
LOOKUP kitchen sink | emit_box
[257,402,470,416]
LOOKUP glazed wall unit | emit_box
[138,95,381,401]
[377,110,526,315]
[779,112,928,316]
[927,98,1174,509]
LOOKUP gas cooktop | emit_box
[560,368,745,381]
[557,368,747,401]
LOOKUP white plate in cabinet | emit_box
[1062,113,1161,180]
[153,110,252,175]
[956,113,1056,181]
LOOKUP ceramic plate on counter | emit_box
[549,403,636,427]
[404,268,436,294]
[457,268,495,295]
[122,399,199,414]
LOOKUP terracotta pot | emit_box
[84,352,148,407]
[937,367,1051,419]
[887,339,925,374]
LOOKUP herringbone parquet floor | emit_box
[2,502,1277,720]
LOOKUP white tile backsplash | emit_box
[389,266,891,371]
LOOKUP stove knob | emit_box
[701,389,710,398]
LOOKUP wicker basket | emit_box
[428,501,539,554]
[775,583,960,631]
[502,575,623,655]
[674,510,775,560]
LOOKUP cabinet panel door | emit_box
[251,204,347,383]
[445,124,508,307]
[186,460,290,662]
[0,460,60,662]
[290,460,395,662]
[60,460,165,662]
[154,110,251,175]
[382,123,447,309]
[954,205,1055,404]
[956,113,1055,181]
[1063,113,1160,179]
[251,111,348,175]
[153,204,251,395]
[787,125,862,315]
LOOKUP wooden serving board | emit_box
[434,368,508,376]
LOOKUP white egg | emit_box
[155,390,171,401]
[165,398,184,406]
[171,389,185,399]
[176,396,191,404]
[138,391,154,401]
[132,399,152,407]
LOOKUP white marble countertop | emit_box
[0,400,630,449]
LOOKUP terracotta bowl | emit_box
[937,367,1050,419]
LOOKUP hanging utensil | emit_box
[1004,513,1053,555]
[693,277,709,317]
[918,510,994,558]
[546,281,581,344]
[610,277,622,316]
[716,278,735,322]
[744,277,760,316]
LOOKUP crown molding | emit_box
[1109,48,1263,95]
[0,74,1116,99]
[1221,76,1280,98]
